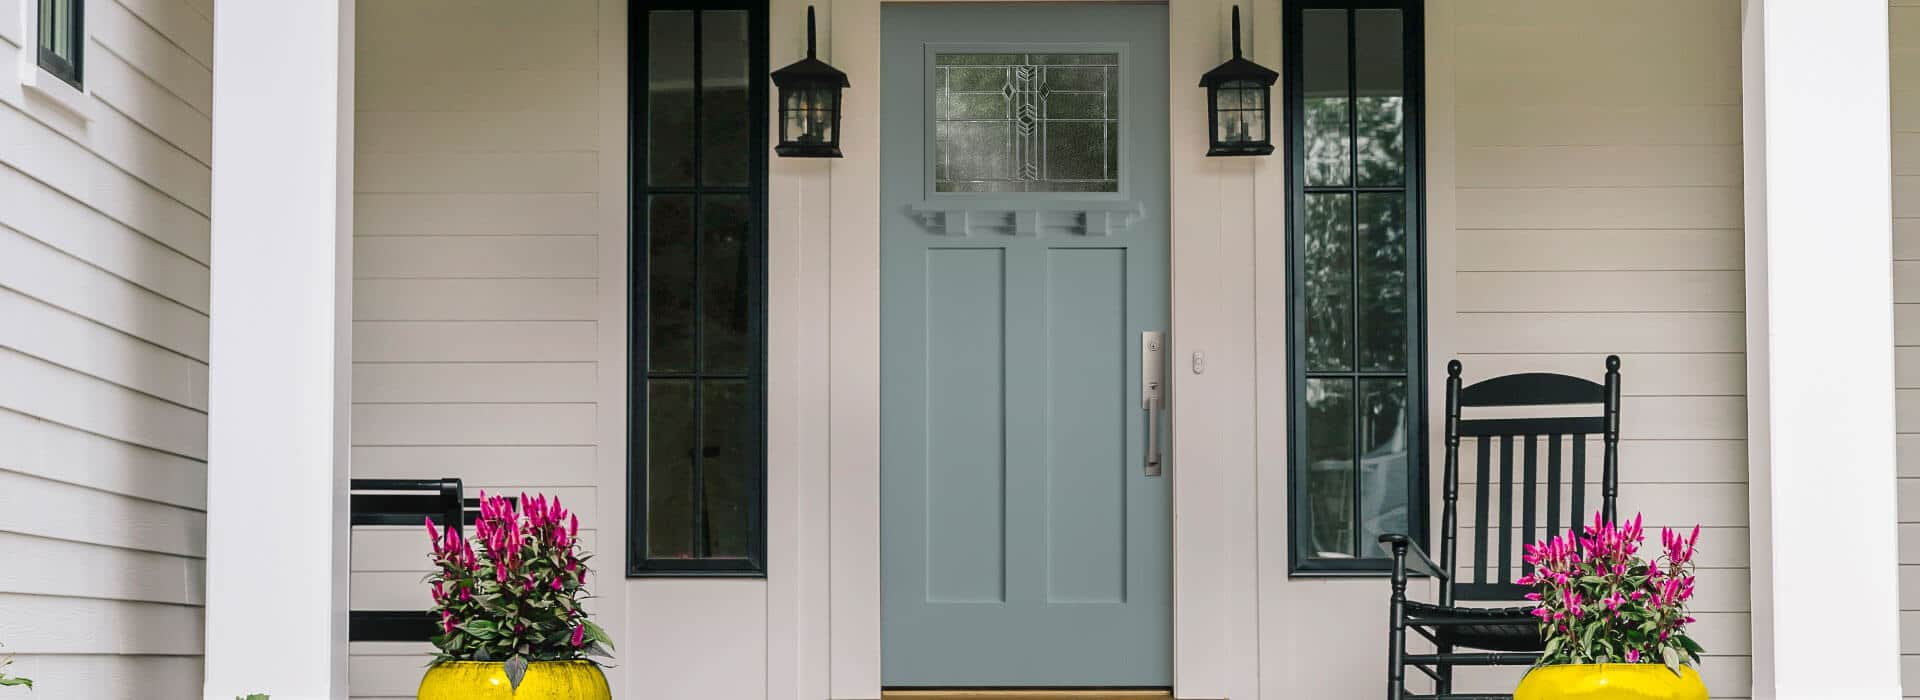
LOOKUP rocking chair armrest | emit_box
[1378,533,1448,580]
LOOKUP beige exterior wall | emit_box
[1262,2,1752,697]
[0,0,214,697]
[1420,0,1752,695]
[1893,2,1920,695]
[345,1,1755,698]
[345,1,647,698]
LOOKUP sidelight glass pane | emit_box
[648,196,697,372]
[700,380,752,557]
[701,11,752,186]
[646,379,697,558]
[1357,193,1407,371]
[1303,193,1354,371]
[1358,379,1410,549]
[934,53,1119,192]
[37,0,52,53]
[1288,2,1422,574]
[700,196,752,373]
[648,12,697,186]
[1302,9,1350,187]
[1355,10,1406,186]
[1303,378,1356,559]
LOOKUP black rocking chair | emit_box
[1380,356,1621,700]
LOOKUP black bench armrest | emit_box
[1378,533,1448,580]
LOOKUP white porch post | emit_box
[203,1,355,698]
[1741,1,1902,699]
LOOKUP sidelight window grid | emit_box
[1285,0,1426,576]
[36,0,83,89]
[629,0,769,577]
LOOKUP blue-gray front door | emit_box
[879,4,1172,687]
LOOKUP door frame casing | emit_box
[763,1,1270,697]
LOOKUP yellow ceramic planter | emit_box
[1515,663,1708,700]
[417,660,610,700]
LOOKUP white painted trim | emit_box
[1740,1,1901,699]
[826,1,884,695]
[1738,3,1775,696]
[1168,2,1261,698]
[21,66,90,120]
[591,0,631,695]
[203,0,353,697]
[765,0,835,696]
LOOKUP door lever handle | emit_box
[1145,387,1163,476]
[1142,332,1165,477]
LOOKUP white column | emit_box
[1741,2,1902,699]
[203,1,354,698]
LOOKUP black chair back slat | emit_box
[1472,437,1491,586]
[1546,434,1563,541]
[1521,435,1537,577]
[1496,435,1513,585]
[349,610,440,643]
[1571,436,1587,534]
[1456,416,1605,437]
[350,494,460,528]
[1457,372,1605,407]
[1440,357,1622,603]
[1451,583,1515,601]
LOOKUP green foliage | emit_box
[0,645,30,690]
[237,695,269,700]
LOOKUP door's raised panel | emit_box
[1044,248,1129,604]
[924,248,1009,604]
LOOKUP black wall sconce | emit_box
[1199,6,1278,157]
[771,6,850,158]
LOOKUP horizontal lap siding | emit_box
[1444,1,1749,696]
[349,2,605,697]
[0,0,212,697]
[1894,6,1920,697]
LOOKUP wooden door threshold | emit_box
[882,691,1172,700]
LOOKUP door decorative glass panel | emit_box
[934,53,1121,193]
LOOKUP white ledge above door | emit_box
[909,199,1145,237]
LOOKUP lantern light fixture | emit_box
[771,6,850,158]
[1199,6,1279,157]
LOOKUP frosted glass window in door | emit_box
[934,53,1121,193]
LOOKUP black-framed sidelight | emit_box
[37,0,83,89]
[1284,0,1427,576]
[629,0,770,577]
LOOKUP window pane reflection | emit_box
[1302,10,1350,186]
[1356,10,1405,186]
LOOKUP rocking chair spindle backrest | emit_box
[1438,356,1620,605]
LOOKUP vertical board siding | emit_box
[349,2,616,697]
[0,0,213,697]
[1894,5,1920,696]
[1441,1,1751,696]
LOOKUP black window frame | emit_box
[627,0,771,577]
[1283,0,1428,577]
[36,0,83,90]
